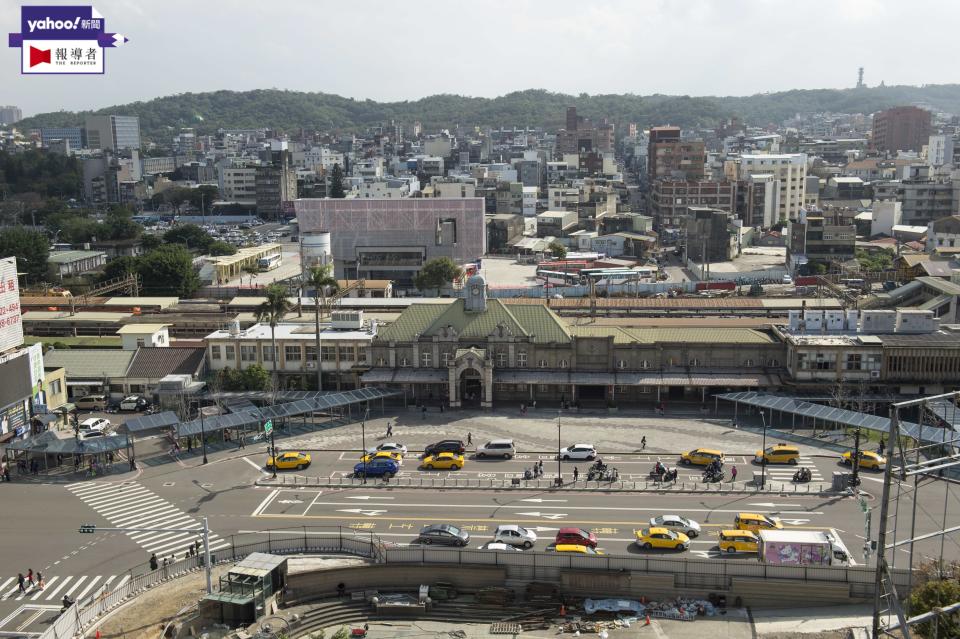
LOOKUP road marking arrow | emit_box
[344,496,395,500]
[749,502,801,508]
[278,499,304,504]
[779,518,811,526]
[531,526,560,532]
[517,511,568,520]
[520,498,567,503]
[336,508,387,517]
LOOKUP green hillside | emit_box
[13,85,960,143]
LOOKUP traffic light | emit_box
[79,524,96,533]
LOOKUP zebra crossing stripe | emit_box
[29,576,58,600]
[43,576,73,600]
[63,576,87,597]
[74,577,102,601]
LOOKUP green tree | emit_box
[548,241,567,259]
[908,577,960,638]
[137,245,200,296]
[255,283,293,393]
[102,207,142,240]
[100,255,141,282]
[328,163,346,198]
[140,234,162,250]
[0,227,49,283]
[306,264,339,391]
[242,263,260,288]
[414,256,462,293]
[164,224,212,251]
[240,365,271,391]
[187,185,219,211]
[207,240,237,256]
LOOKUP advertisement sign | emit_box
[0,399,29,438]
[0,257,24,353]
[7,5,129,75]
[27,343,47,413]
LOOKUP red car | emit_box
[555,527,598,548]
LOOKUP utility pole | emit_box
[850,427,862,489]
[872,408,899,638]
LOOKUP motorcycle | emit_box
[702,468,725,483]
[793,468,812,482]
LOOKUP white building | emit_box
[357,177,419,199]
[871,200,903,238]
[219,166,258,203]
[117,324,170,350]
[522,186,538,217]
[927,135,954,168]
[295,147,345,172]
[736,154,808,223]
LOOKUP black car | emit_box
[416,524,470,547]
[423,439,466,457]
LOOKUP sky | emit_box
[3,0,960,117]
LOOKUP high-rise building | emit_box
[556,106,614,154]
[255,143,297,220]
[871,106,931,153]
[0,106,22,125]
[648,180,736,228]
[40,127,85,149]
[85,115,141,151]
[928,135,955,168]
[647,126,705,182]
[735,154,807,223]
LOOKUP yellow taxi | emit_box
[718,529,759,554]
[361,450,404,465]
[634,527,690,551]
[266,451,312,471]
[755,443,800,465]
[552,544,604,555]
[420,452,465,470]
[841,450,886,470]
[680,448,725,466]
[734,512,783,533]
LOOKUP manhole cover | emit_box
[163,482,175,487]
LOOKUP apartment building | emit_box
[735,154,807,223]
[871,106,931,153]
[648,180,736,228]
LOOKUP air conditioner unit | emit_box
[306,361,317,370]
[870,370,881,379]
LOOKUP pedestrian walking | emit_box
[531,400,537,410]
[0,460,6,482]
[421,405,427,420]
[17,573,25,594]
[467,432,472,445]
[149,553,158,571]
[440,403,444,413]
[878,439,885,456]
[386,421,393,437]
[26,569,34,586]
[731,465,738,482]
[573,467,579,482]
[641,436,646,450]
[36,572,44,590]
[238,433,245,449]
[520,403,525,415]
[538,459,544,475]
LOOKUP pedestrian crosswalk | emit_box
[66,481,231,560]
[0,574,130,602]
[762,456,825,482]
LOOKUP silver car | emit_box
[493,524,537,549]
[649,514,701,538]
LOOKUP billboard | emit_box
[27,343,46,413]
[0,257,24,352]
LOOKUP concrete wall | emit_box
[287,564,507,602]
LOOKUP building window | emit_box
[617,359,627,369]
[538,384,550,392]
[744,359,754,367]
[558,359,569,369]
[306,346,317,361]
[136,338,145,348]
[338,345,354,361]
[50,379,62,395]
[285,345,302,362]
[225,345,235,361]
[639,360,650,369]
[767,358,780,367]
[688,358,699,367]
[357,346,368,364]
[539,359,549,368]
[615,385,630,394]
[517,351,527,368]
[211,345,221,361]
[262,345,275,363]
[376,357,387,367]
[421,351,432,367]
[441,351,452,367]
[240,345,257,362]
[321,346,337,361]
[496,351,507,368]
[399,357,410,367]
[845,353,862,370]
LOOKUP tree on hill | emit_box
[137,245,200,296]
[164,224,212,251]
[414,257,463,294]
[548,241,567,259]
[207,240,237,256]
[0,227,49,283]
[99,255,140,282]
[101,207,142,240]
[329,163,346,198]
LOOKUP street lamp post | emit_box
[191,399,208,465]
[759,408,768,489]
[361,407,369,483]
[556,410,562,484]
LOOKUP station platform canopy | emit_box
[717,391,959,446]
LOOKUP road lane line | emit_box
[74,577,102,602]
[303,491,325,516]
[112,506,181,525]
[30,576,58,600]
[242,457,268,473]
[100,498,170,518]
[251,489,280,516]
[0,577,13,595]
[64,576,87,597]
[112,576,130,590]
[80,487,152,505]
[44,576,72,600]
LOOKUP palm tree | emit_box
[306,264,340,392]
[255,283,293,393]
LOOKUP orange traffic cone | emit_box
[559,603,567,617]
[644,614,651,626]
[95,630,102,639]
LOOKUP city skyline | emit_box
[3,0,960,117]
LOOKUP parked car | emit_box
[360,450,403,465]
[635,527,690,551]
[266,451,312,471]
[420,452,465,470]
[366,442,408,456]
[423,440,465,457]
[555,527,598,548]
[493,524,536,549]
[558,444,597,461]
[353,458,399,478]
[551,544,603,555]
[476,439,515,459]
[734,512,784,533]
[75,395,108,410]
[841,450,886,470]
[416,524,469,547]
[79,417,110,433]
[718,529,759,554]
[649,515,701,538]
[119,395,150,411]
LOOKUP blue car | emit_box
[354,458,399,478]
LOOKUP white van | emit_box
[476,439,516,459]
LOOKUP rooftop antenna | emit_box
[856,67,864,88]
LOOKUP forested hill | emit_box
[13,85,960,142]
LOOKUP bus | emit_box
[257,253,282,272]
[580,268,655,285]
[536,270,581,286]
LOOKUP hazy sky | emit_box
[3,0,959,117]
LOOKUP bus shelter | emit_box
[4,430,135,478]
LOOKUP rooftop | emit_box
[126,347,206,378]
[115,324,169,334]
[205,322,375,341]
[43,349,136,378]
[48,250,107,263]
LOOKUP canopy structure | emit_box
[122,411,180,434]
[6,430,131,455]
[176,387,401,437]
[717,391,959,446]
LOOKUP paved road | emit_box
[0,409,956,633]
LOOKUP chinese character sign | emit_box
[0,258,24,352]
[8,5,128,75]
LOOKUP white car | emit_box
[79,430,106,440]
[649,515,701,538]
[366,442,408,456]
[782,274,793,284]
[558,444,597,461]
[493,524,537,549]
[79,417,111,433]
[479,541,522,552]
[476,439,516,459]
